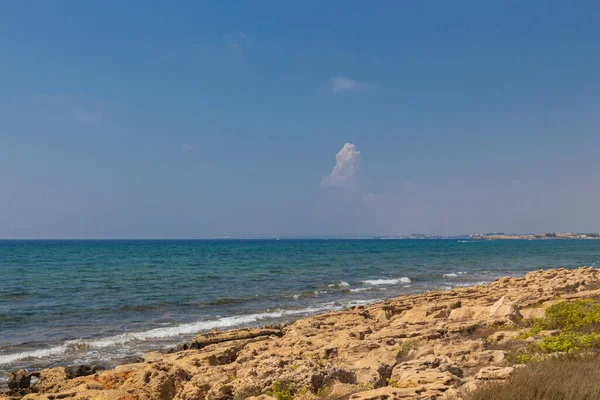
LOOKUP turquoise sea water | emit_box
[1,239,600,383]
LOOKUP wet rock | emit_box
[168,343,189,353]
[64,365,104,379]
[8,370,30,389]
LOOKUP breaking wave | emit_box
[0,303,343,365]
[362,277,411,286]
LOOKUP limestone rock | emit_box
[348,386,425,399]
[489,296,522,321]
[475,366,514,380]
[448,306,488,322]
[191,327,283,349]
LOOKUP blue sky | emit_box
[1,1,599,238]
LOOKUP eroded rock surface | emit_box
[3,266,599,400]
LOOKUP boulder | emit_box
[8,370,31,390]
[489,296,522,321]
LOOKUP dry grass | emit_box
[464,353,600,400]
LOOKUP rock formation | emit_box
[3,266,599,400]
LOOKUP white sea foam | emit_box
[0,345,70,365]
[349,287,370,293]
[328,281,350,288]
[443,272,467,278]
[0,303,350,366]
[363,277,411,285]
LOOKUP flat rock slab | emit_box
[191,327,283,349]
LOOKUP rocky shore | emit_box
[3,266,600,400]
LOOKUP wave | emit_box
[442,272,467,278]
[362,277,411,286]
[0,302,347,366]
[350,288,373,293]
[328,281,350,288]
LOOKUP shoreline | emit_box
[0,276,501,380]
[3,266,600,399]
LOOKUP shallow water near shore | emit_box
[1,239,599,383]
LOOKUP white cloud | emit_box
[321,143,361,188]
[77,111,103,123]
[330,77,362,95]
[181,144,193,151]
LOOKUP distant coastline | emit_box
[471,232,600,240]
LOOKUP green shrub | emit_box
[267,381,294,400]
[538,332,600,353]
[516,300,600,354]
[507,349,538,364]
[315,384,329,396]
[516,318,545,338]
[543,300,600,331]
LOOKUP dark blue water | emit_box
[1,239,599,382]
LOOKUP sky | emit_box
[1,1,599,238]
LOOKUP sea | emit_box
[1,239,599,384]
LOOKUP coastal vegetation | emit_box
[267,381,294,400]
[466,298,600,399]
